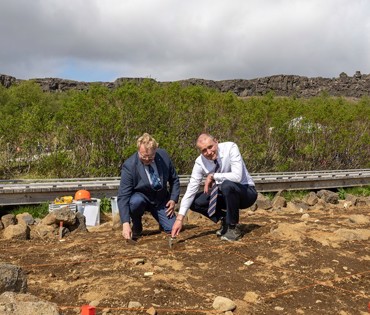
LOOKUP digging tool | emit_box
[168,236,177,249]
[59,221,64,241]
[126,238,137,246]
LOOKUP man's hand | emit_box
[171,214,184,237]
[122,222,132,239]
[165,200,176,217]
[204,173,214,194]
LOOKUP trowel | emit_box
[168,236,177,249]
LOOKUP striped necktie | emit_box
[148,165,162,190]
[207,160,220,217]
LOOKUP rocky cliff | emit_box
[1,71,369,98]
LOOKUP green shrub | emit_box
[0,81,369,178]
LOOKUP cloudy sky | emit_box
[1,0,369,82]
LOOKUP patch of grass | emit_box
[342,185,370,197]
[11,203,49,218]
[280,190,310,202]
[262,192,275,200]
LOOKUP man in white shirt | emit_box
[171,133,257,241]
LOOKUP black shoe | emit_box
[216,218,228,236]
[132,223,143,239]
[220,225,242,242]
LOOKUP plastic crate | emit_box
[75,198,101,226]
[48,203,77,213]
[111,196,119,216]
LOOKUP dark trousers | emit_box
[190,180,257,225]
[129,192,175,233]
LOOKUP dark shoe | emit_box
[132,223,143,239]
[216,218,228,236]
[220,225,242,242]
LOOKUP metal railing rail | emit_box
[0,169,369,206]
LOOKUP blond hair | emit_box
[137,133,159,150]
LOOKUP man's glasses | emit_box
[138,152,156,160]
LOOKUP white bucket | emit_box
[75,198,101,226]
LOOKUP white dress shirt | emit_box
[178,142,255,216]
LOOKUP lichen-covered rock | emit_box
[0,263,27,293]
[0,292,60,315]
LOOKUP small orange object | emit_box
[81,305,96,315]
[74,189,91,201]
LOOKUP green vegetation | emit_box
[342,185,370,197]
[280,190,311,202]
[0,80,369,178]
[100,197,112,214]
[9,203,49,218]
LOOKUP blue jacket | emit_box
[117,148,180,223]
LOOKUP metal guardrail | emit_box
[0,169,369,206]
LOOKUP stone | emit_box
[146,306,157,315]
[212,296,236,312]
[52,207,77,225]
[301,213,310,220]
[348,215,370,225]
[3,224,30,240]
[256,193,273,210]
[16,213,35,226]
[334,228,370,241]
[69,212,88,233]
[317,190,339,204]
[41,212,57,226]
[0,292,59,315]
[345,194,358,206]
[243,291,259,304]
[31,224,56,239]
[272,195,287,208]
[356,197,368,207]
[1,214,16,228]
[0,263,27,293]
[304,192,318,206]
[128,301,143,308]
[132,258,145,265]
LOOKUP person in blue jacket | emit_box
[117,133,180,240]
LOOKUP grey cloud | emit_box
[0,0,369,81]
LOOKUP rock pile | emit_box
[1,71,370,98]
[0,207,87,241]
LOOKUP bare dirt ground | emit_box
[1,204,370,315]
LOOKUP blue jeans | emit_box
[129,192,175,233]
[190,180,257,225]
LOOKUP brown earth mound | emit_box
[1,204,370,315]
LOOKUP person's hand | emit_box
[122,222,132,239]
[204,173,214,194]
[165,200,176,218]
[171,215,184,237]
